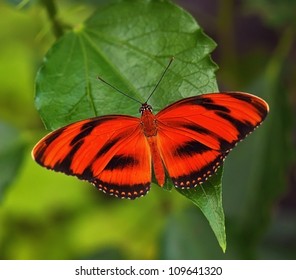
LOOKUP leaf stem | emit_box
[40,0,65,38]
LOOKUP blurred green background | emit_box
[0,0,295,260]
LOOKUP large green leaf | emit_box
[36,0,218,130]
[35,0,225,250]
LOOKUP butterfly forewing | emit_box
[156,92,269,188]
[32,115,151,199]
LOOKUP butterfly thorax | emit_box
[140,103,158,137]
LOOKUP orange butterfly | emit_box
[32,61,269,199]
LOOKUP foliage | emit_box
[0,123,26,201]
[0,0,295,260]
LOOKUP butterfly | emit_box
[32,61,269,200]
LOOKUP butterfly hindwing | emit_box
[156,92,269,188]
[32,115,151,199]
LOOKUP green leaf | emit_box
[244,0,296,28]
[35,0,225,250]
[36,0,218,130]
[0,122,26,202]
[177,168,226,252]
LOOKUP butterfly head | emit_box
[139,103,153,115]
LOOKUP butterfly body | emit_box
[32,92,269,199]
[140,103,166,187]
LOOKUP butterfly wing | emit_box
[156,92,269,188]
[32,115,151,199]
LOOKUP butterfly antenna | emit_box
[145,56,175,103]
[97,76,142,105]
